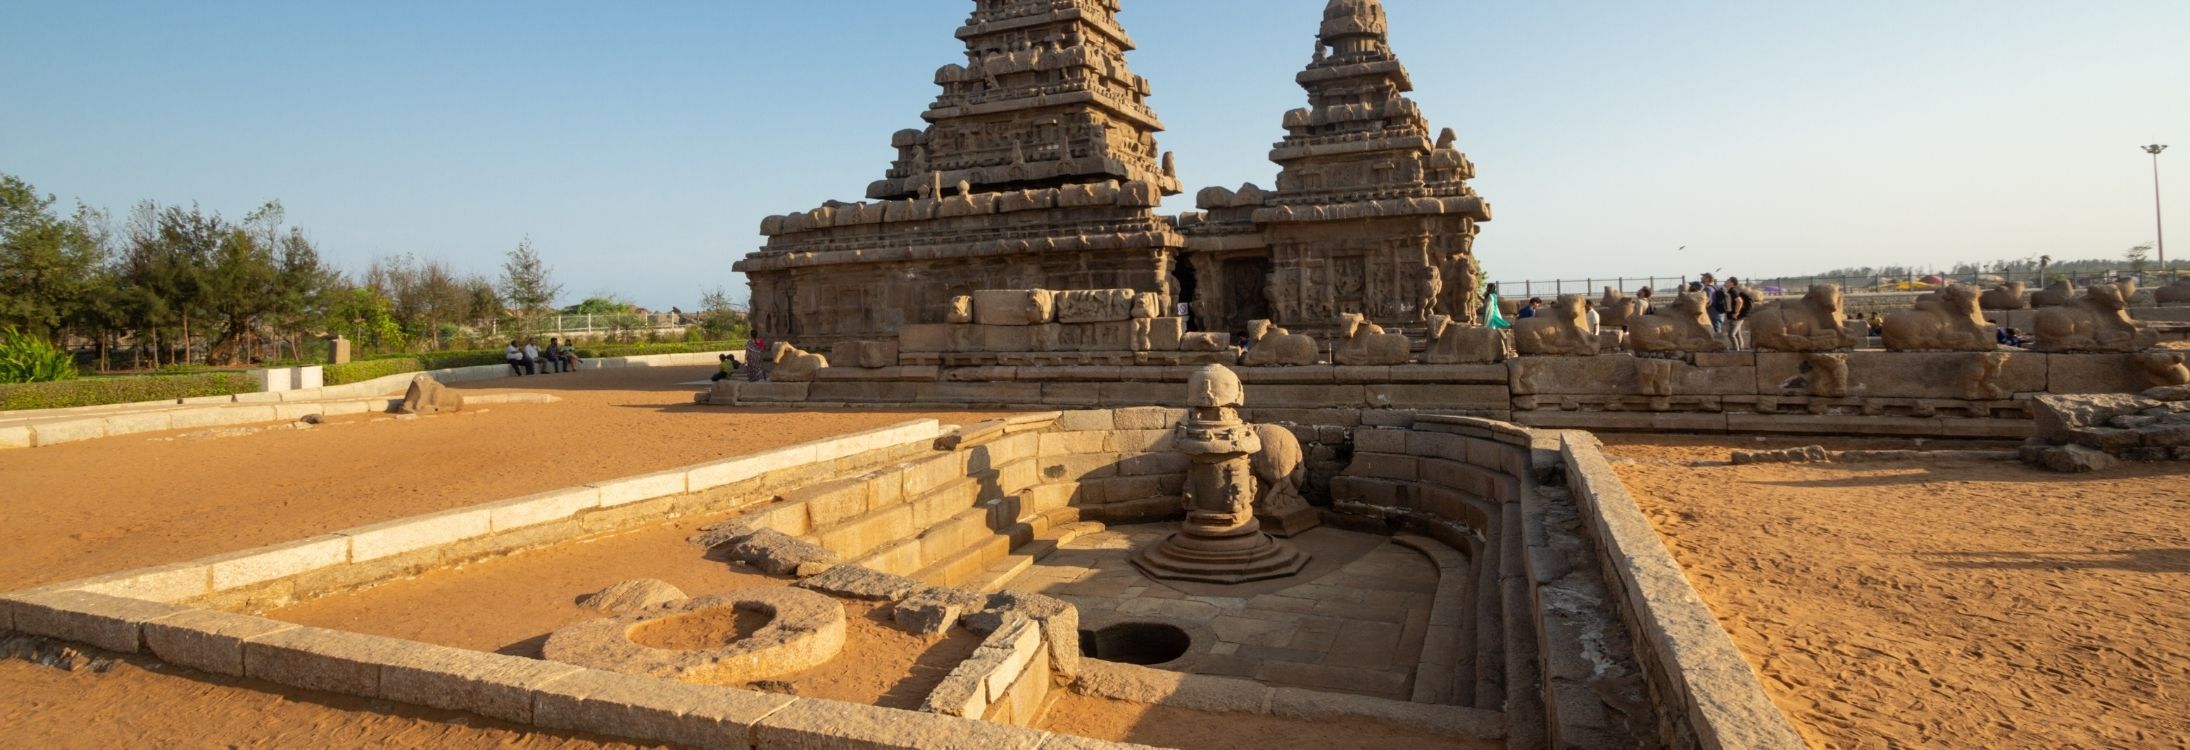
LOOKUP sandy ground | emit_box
[0,364,1010,591]
[0,367,1011,748]
[1603,435,2190,749]
[269,517,983,710]
[1039,693,1493,750]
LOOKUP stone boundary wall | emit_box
[922,614,1057,727]
[19,419,944,610]
[1071,659,1506,740]
[1559,432,1807,750]
[0,351,730,451]
[0,393,560,451]
[706,349,2186,439]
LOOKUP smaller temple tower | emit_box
[1180,0,1492,337]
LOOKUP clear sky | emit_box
[3,1,2184,309]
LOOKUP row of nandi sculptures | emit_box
[1976,277,2190,310]
[1539,281,2163,355]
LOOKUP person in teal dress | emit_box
[1483,283,1511,329]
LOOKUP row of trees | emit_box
[0,172,743,371]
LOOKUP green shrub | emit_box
[320,340,746,385]
[0,372,256,411]
[577,340,745,358]
[0,328,80,384]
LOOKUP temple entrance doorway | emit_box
[1222,257,1271,335]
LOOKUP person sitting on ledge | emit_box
[1517,297,1544,319]
[1997,326,2033,347]
[1868,313,1886,337]
[1635,286,1655,316]
[541,338,566,374]
[561,343,582,371]
[505,340,531,376]
[710,352,742,382]
[521,339,543,375]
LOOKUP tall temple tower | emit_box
[1181,0,1492,336]
[738,0,1186,347]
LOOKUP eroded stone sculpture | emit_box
[1978,282,2028,311]
[1883,284,1996,352]
[1241,320,1318,366]
[1806,353,1851,398]
[1625,291,1723,353]
[2136,351,2190,386]
[1511,294,1596,356]
[1423,314,1505,363]
[2155,279,2190,305]
[1963,352,2011,401]
[1333,313,1411,365]
[1596,287,1634,329]
[1133,365,1308,583]
[396,374,463,415]
[2030,280,2078,307]
[1249,423,1320,537]
[769,342,830,382]
[2032,282,2157,353]
[946,296,974,324]
[1748,284,1859,352]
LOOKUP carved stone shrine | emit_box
[1133,365,1309,584]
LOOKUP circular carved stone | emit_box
[543,587,845,683]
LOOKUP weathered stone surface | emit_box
[1333,313,1412,365]
[534,669,794,750]
[768,342,830,382]
[2020,443,2119,473]
[2029,393,2163,441]
[1240,320,1319,366]
[4,591,190,654]
[973,290,1057,326]
[1753,350,2044,400]
[752,697,1050,750]
[2032,282,2157,353]
[577,579,688,614]
[143,609,298,676]
[1513,295,1597,356]
[545,589,847,685]
[1510,354,1752,397]
[1625,291,1723,353]
[719,528,843,576]
[1055,289,1139,323]
[1748,285,1858,351]
[795,565,925,602]
[395,374,462,414]
[380,645,582,725]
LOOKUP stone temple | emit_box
[739,0,1491,347]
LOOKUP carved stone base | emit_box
[1132,519,1308,584]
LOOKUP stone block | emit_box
[1424,326,1507,364]
[1138,318,1185,351]
[753,697,1052,750]
[1055,409,1116,431]
[102,411,174,436]
[1753,350,2046,399]
[487,486,603,531]
[1097,381,1181,405]
[591,469,689,507]
[1354,428,1410,454]
[143,609,298,676]
[1236,365,1336,384]
[0,424,31,449]
[2047,353,2178,394]
[242,626,412,696]
[343,507,492,562]
[810,381,923,404]
[3,590,189,653]
[30,418,105,446]
[973,290,1055,326]
[63,563,213,603]
[208,535,351,590]
[381,645,583,724]
[899,323,960,353]
[1247,384,1366,408]
[735,382,811,403]
[1039,430,1110,456]
[1511,354,1752,397]
[1386,364,1510,383]
[1054,289,1138,323]
[1104,429,1173,453]
[1365,384,1510,409]
[815,505,914,559]
[1112,406,1183,430]
[915,382,1043,405]
[535,669,794,750]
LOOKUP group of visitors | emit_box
[1688,273,1759,350]
[504,338,581,376]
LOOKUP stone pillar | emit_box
[327,336,351,365]
[1133,365,1308,584]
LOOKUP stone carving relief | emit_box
[1963,352,2011,401]
[1241,320,1319,366]
[1978,282,2028,311]
[947,295,975,324]
[1054,289,1139,323]
[1440,252,1483,323]
[1333,313,1411,365]
[768,342,830,382]
[1882,284,1996,352]
[1511,294,1596,356]
[2137,352,2190,387]
[1748,285,1859,352]
[1625,291,1723,353]
[1806,353,1851,398]
[1134,365,1307,583]
[397,374,463,415]
[2032,282,2156,353]
[1416,266,1442,323]
[1635,358,1677,397]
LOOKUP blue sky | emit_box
[3,1,2184,309]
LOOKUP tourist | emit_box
[1585,302,1601,336]
[1700,273,1724,333]
[1997,327,2032,347]
[1868,313,1886,337]
[1483,283,1510,330]
[710,352,742,382]
[1517,297,1543,319]
[745,337,770,382]
[1635,286,1655,316]
[1175,300,1193,331]
[504,340,531,376]
[521,339,543,374]
[541,338,566,374]
[1724,278,1755,350]
[561,344,582,371]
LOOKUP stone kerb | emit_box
[922,615,1054,725]
[1070,659,1506,740]
[1558,432,1806,750]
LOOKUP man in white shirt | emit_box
[520,340,541,376]
[504,340,528,376]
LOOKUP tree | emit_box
[499,237,562,319]
[0,173,107,343]
[2127,243,2153,277]
[695,287,750,340]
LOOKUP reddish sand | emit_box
[0,364,1011,591]
[1039,693,1494,750]
[1603,435,2190,749]
[269,518,983,709]
[0,369,1010,748]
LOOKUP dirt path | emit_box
[0,365,1011,591]
[1603,435,2190,749]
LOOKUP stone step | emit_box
[955,516,1110,593]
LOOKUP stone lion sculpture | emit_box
[2155,279,2190,305]
[767,341,830,382]
[1333,313,1411,365]
[1512,294,1597,356]
[2029,279,2077,308]
[2031,281,2156,353]
[395,373,463,415]
[1978,281,2028,311]
[1249,423,1319,536]
[1241,319,1318,366]
[1883,284,1997,352]
[1625,291,1724,353]
[1746,284,1859,352]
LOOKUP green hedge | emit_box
[0,372,258,411]
[324,340,745,385]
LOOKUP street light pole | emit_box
[2144,144,2168,273]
